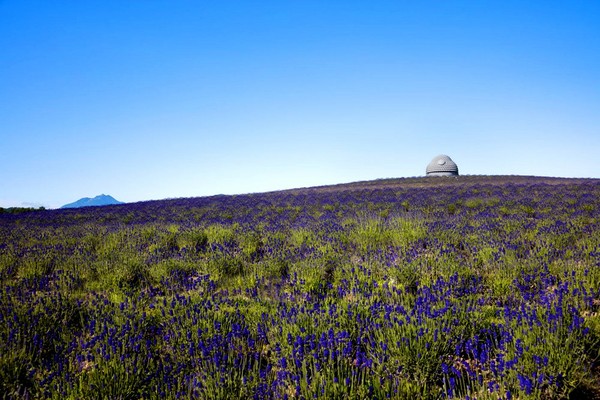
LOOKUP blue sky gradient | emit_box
[1,1,599,208]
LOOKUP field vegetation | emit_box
[0,176,599,399]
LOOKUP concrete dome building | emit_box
[426,155,459,176]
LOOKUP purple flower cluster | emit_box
[0,176,599,398]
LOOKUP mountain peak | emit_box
[61,194,124,209]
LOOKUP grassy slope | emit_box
[0,175,599,399]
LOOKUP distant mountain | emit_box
[61,194,124,209]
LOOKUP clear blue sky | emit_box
[2,1,599,208]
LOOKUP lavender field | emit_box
[1,176,599,399]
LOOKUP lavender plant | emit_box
[0,176,599,399]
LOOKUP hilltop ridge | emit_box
[272,175,598,195]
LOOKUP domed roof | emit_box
[426,155,459,176]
